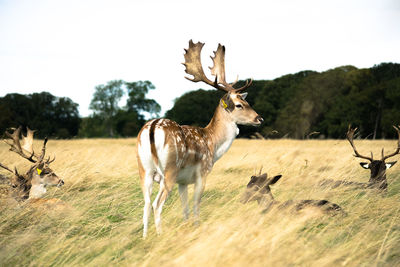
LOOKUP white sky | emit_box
[0,0,399,117]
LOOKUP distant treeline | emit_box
[0,92,80,138]
[167,62,400,139]
[0,62,399,139]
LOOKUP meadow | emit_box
[0,138,399,266]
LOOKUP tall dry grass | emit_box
[0,138,399,266]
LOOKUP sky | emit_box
[0,0,399,117]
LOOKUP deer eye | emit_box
[235,104,243,109]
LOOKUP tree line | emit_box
[0,92,80,138]
[167,62,400,139]
[0,62,399,139]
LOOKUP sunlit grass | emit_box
[0,138,399,266]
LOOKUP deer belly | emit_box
[176,164,200,184]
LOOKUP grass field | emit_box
[0,138,399,266]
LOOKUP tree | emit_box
[125,80,161,118]
[0,92,81,138]
[82,79,161,137]
[89,80,124,137]
[165,89,224,127]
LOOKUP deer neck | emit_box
[29,184,47,199]
[205,104,239,163]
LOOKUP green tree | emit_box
[89,80,124,137]
[165,89,224,127]
[82,80,161,137]
[0,92,80,138]
[125,80,161,118]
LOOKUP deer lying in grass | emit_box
[319,125,400,191]
[0,127,64,202]
[241,173,344,216]
[137,40,263,237]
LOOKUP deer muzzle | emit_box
[57,179,64,187]
[254,115,264,125]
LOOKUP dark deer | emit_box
[320,125,400,191]
[241,173,344,215]
[137,40,263,237]
[0,127,64,201]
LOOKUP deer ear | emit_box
[269,175,282,185]
[240,92,248,100]
[360,162,370,169]
[386,161,397,169]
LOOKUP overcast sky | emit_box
[0,0,399,117]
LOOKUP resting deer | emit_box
[320,125,400,191]
[241,173,344,215]
[0,127,64,202]
[137,40,263,237]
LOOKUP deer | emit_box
[0,126,64,202]
[241,173,344,216]
[319,125,400,191]
[136,40,264,237]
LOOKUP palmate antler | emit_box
[183,40,252,93]
[3,126,54,164]
[4,126,36,163]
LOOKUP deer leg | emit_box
[152,180,170,235]
[142,172,154,238]
[178,184,189,220]
[152,170,175,235]
[193,174,205,223]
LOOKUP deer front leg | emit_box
[178,184,189,220]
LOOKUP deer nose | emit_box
[58,180,64,187]
[255,116,264,124]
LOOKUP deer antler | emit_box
[183,40,252,93]
[346,125,373,161]
[0,162,15,174]
[381,125,400,161]
[4,127,36,163]
[37,137,55,164]
[21,127,36,154]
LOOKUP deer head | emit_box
[347,125,400,190]
[0,126,63,200]
[183,40,263,126]
[240,172,282,210]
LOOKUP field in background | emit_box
[0,138,399,266]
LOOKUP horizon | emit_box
[1,61,397,118]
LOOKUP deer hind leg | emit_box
[178,184,189,220]
[152,170,176,235]
[141,171,154,238]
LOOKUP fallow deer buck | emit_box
[137,40,263,237]
[241,173,344,216]
[0,126,64,202]
[319,125,400,191]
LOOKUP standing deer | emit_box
[137,40,263,237]
[241,173,344,215]
[320,125,399,191]
[0,127,63,201]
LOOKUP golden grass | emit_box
[0,138,399,266]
